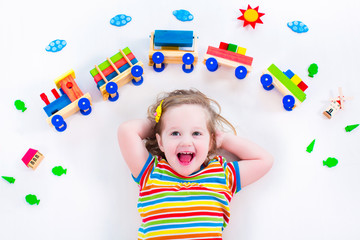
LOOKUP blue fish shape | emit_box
[173,9,194,22]
[110,14,132,27]
[287,21,309,33]
[45,39,67,52]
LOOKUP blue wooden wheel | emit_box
[51,115,67,132]
[282,95,295,111]
[182,53,195,73]
[182,53,194,65]
[106,82,119,102]
[131,65,143,78]
[235,66,248,79]
[205,57,218,72]
[260,74,274,91]
[78,98,92,116]
[152,52,164,64]
[131,65,144,86]
[152,52,165,72]
[132,76,144,86]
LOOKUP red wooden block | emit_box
[297,81,308,92]
[51,88,60,99]
[219,42,229,50]
[206,46,253,66]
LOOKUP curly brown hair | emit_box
[145,89,236,160]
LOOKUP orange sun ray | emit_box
[237,5,265,29]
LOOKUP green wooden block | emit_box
[227,43,238,53]
[90,47,132,77]
[267,64,306,102]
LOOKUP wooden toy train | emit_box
[203,42,253,79]
[260,64,308,111]
[90,47,144,102]
[149,30,198,73]
[40,69,92,132]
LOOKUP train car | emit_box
[203,42,253,79]
[260,64,308,111]
[40,69,92,132]
[90,47,144,102]
[149,30,198,73]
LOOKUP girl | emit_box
[118,89,273,240]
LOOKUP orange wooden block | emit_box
[59,75,84,102]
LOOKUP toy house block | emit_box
[54,70,84,102]
[227,44,238,52]
[22,148,44,170]
[297,81,308,92]
[236,46,247,55]
[267,64,306,102]
[154,30,194,47]
[219,42,229,50]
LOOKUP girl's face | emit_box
[156,104,212,176]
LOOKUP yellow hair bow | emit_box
[154,100,164,123]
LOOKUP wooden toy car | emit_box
[260,64,308,111]
[203,42,253,79]
[149,30,198,73]
[90,47,144,102]
[40,70,92,132]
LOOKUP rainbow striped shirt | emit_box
[133,154,241,240]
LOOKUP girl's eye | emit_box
[193,131,201,136]
[171,131,180,136]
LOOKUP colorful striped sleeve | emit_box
[221,157,241,194]
[132,154,154,188]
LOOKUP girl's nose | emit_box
[180,135,193,146]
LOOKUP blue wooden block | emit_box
[283,69,295,79]
[43,94,71,117]
[154,30,193,47]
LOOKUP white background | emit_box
[1,0,360,239]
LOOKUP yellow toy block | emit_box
[290,74,302,85]
[236,46,247,55]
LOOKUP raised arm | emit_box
[217,131,274,188]
[117,119,153,178]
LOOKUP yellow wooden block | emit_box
[290,74,302,85]
[236,47,247,55]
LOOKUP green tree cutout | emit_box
[308,63,318,77]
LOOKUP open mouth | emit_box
[177,152,194,165]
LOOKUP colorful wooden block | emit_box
[93,53,137,83]
[283,69,295,79]
[206,46,253,66]
[219,42,229,50]
[227,43,238,52]
[154,30,194,47]
[267,64,306,102]
[297,81,308,92]
[57,74,84,102]
[90,47,133,76]
[236,46,247,55]
[290,74,302,85]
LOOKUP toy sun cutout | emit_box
[238,5,265,29]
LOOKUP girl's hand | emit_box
[215,130,225,149]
